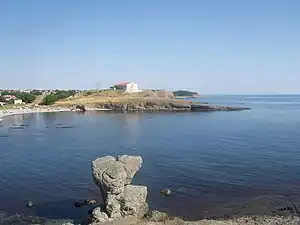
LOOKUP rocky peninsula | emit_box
[54,90,250,113]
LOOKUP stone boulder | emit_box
[91,155,148,222]
[145,210,170,222]
[76,104,86,112]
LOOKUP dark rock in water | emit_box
[85,199,97,205]
[26,201,33,208]
[55,125,74,129]
[191,104,250,112]
[74,199,97,207]
[74,201,84,208]
[0,135,9,138]
[160,189,172,196]
[170,102,191,109]
[75,104,86,112]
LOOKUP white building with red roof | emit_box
[113,82,140,93]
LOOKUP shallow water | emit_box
[0,95,300,222]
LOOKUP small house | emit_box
[2,95,16,101]
[113,82,140,93]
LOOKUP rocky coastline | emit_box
[0,155,299,225]
[76,155,300,225]
[0,102,250,122]
[0,106,109,121]
[95,102,250,112]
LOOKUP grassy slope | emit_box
[55,90,192,107]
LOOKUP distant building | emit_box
[18,89,31,93]
[113,82,140,93]
[13,99,23,104]
[2,95,17,101]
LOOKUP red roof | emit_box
[3,95,16,99]
[115,82,130,86]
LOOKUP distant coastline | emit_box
[0,90,250,121]
[173,90,200,99]
[0,106,109,121]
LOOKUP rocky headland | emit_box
[52,89,250,113]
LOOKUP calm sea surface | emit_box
[0,95,300,221]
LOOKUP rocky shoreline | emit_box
[0,155,299,225]
[95,102,250,112]
[77,155,300,225]
[0,106,109,121]
[0,102,250,121]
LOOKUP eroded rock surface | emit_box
[90,155,148,223]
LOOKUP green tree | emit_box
[31,90,43,95]
[42,94,59,105]
[17,93,36,103]
[0,91,36,103]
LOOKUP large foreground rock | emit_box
[91,155,148,222]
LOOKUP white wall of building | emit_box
[125,82,140,93]
[14,99,23,104]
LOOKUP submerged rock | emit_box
[160,189,172,196]
[74,199,97,208]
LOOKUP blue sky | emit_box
[0,0,299,94]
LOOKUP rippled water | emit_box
[0,95,300,222]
